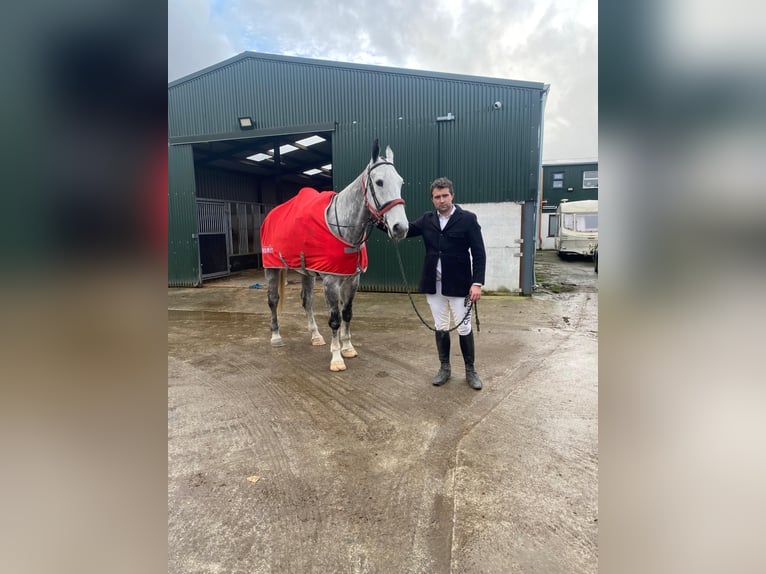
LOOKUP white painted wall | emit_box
[461,202,523,293]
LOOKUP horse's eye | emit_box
[375,179,384,187]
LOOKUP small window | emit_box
[548,214,558,237]
[583,170,598,189]
[552,172,564,189]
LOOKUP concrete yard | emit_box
[168,250,598,573]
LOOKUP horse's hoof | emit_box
[312,336,326,346]
[330,362,347,371]
[341,349,358,358]
[271,338,285,347]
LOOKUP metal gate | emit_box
[197,200,230,279]
[196,200,274,280]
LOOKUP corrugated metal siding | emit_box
[320,74,542,291]
[169,52,546,291]
[168,144,200,287]
[170,58,543,199]
[195,167,260,203]
[542,163,598,208]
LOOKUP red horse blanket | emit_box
[261,187,368,275]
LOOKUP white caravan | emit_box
[555,199,598,257]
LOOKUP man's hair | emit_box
[430,177,454,195]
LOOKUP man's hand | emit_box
[469,284,482,302]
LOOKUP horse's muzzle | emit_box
[388,221,409,241]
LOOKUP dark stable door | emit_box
[199,233,228,276]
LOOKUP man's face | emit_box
[431,187,454,215]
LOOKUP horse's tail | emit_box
[277,268,286,315]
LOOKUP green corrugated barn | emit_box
[169,51,548,293]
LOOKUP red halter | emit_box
[360,160,406,226]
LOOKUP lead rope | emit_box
[393,241,479,333]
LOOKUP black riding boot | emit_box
[459,332,482,390]
[432,330,451,386]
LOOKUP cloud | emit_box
[168,0,237,81]
[168,0,597,159]
[516,6,598,160]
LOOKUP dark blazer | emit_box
[407,205,487,296]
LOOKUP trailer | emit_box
[555,199,598,258]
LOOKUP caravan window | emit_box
[575,213,598,232]
[562,212,597,232]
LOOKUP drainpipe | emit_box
[534,84,551,287]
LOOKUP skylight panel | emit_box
[295,135,326,147]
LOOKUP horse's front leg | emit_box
[265,269,284,347]
[324,284,346,371]
[301,274,325,346]
[339,298,358,359]
[338,274,360,359]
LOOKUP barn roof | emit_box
[169,51,546,91]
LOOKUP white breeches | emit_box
[426,279,472,335]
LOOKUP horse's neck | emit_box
[329,175,369,245]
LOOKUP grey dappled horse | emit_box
[263,140,409,371]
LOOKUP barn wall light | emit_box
[238,116,255,130]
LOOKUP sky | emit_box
[168,0,598,162]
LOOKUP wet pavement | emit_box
[168,250,598,573]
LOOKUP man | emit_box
[407,177,487,390]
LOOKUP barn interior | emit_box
[191,130,334,279]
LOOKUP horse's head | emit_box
[365,140,409,241]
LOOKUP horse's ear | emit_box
[385,145,394,163]
[371,139,380,162]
